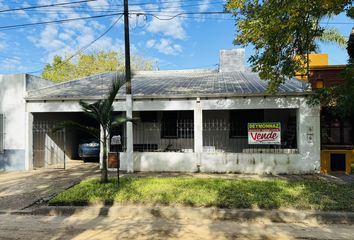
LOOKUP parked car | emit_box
[78,139,100,162]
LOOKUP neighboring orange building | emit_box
[296,53,346,87]
[296,54,353,174]
[308,65,346,89]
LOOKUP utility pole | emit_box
[124,0,131,94]
[124,0,133,173]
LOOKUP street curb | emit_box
[0,210,33,215]
[8,205,354,224]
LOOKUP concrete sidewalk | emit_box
[20,205,354,225]
[1,164,353,224]
[1,212,353,240]
[0,161,99,211]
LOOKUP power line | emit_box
[98,1,225,12]
[1,0,205,13]
[31,14,124,75]
[164,15,234,21]
[2,0,225,19]
[1,10,351,32]
[143,11,228,20]
[69,15,123,60]
[139,1,224,10]
[0,11,231,31]
[4,1,225,16]
[0,13,122,30]
[0,0,98,13]
[322,22,354,25]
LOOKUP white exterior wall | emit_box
[119,152,198,172]
[0,75,27,170]
[118,152,305,174]
[27,95,320,174]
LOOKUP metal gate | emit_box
[33,121,66,169]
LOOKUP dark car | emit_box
[78,139,100,162]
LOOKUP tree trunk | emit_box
[101,130,108,183]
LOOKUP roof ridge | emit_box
[26,72,118,94]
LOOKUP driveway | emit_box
[0,161,99,211]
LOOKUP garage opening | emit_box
[32,112,102,169]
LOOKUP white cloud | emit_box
[0,0,8,10]
[146,38,182,55]
[30,25,62,50]
[0,43,6,51]
[58,32,73,41]
[192,0,213,22]
[90,21,105,31]
[0,58,27,73]
[87,0,109,10]
[5,0,184,71]
[15,10,30,19]
[147,18,186,40]
[0,32,7,51]
[89,36,123,52]
[199,0,211,12]
[146,1,187,40]
[146,39,155,48]
[23,0,126,64]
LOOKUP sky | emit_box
[0,0,352,76]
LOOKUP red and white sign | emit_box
[248,122,281,145]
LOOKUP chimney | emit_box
[219,48,245,72]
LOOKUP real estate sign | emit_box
[248,122,281,145]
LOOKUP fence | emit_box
[203,118,298,154]
[33,121,66,169]
[131,119,194,152]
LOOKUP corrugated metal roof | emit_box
[26,70,309,100]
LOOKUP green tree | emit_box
[320,28,348,49]
[42,55,75,82]
[42,50,153,82]
[53,73,131,183]
[309,28,354,118]
[226,0,353,92]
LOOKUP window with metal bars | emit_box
[161,111,194,139]
[229,110,264,138]
[321,109,354,145]
[0,113,4,153]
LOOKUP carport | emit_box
[32,112,100,169]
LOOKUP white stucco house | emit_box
[0,49,321,173]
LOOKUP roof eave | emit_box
[25,91,312,102]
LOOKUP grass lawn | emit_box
[49,176,354,211]
[352,163,354,173]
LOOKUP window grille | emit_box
[0,114,4,153]
[230,110,264,137]
[161,111,194,139]
[204,110,298,153]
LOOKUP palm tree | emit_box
[54,73,128,183]
[319,28,348,49]
[302,27,348,79]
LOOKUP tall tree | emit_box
[42,50,153,82]
[42,55,75,82]
[320,28,348,49]
[226,0,353,92]
[310,28,354,118]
